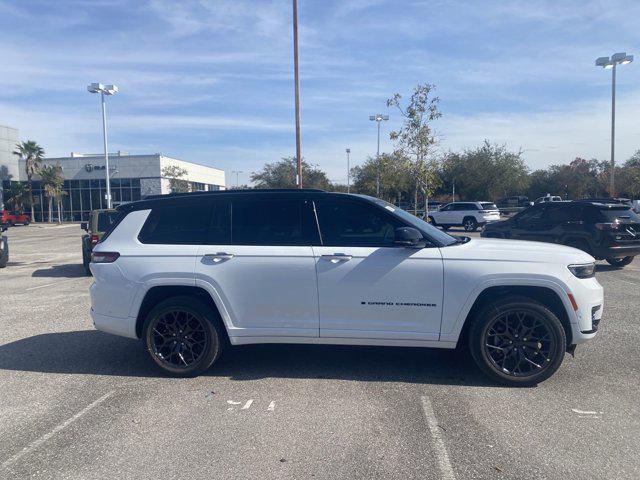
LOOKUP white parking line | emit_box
[25,278,82,291]
[1,391,115,470]
[420,396,456,480]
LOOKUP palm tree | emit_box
[39,163,65,223]
[6,182,30,214]
[13,141,45,222]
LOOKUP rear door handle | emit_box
[204,252,235,263]
[321,253,352,263]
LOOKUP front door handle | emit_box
[321,253,353,263]
[204,252,235,263]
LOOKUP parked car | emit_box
[0,225,8,268]
[495,196,533,215]
[534,195,563,204]
[81,209,119,275]
[0,210,30,226]
[482,201,640,267]
[90,189,602,386]
[632,200,640,214]
[428,201,501,231]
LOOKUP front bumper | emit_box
[568,277,604,345]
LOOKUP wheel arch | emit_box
[456,285,573,347]
[135,285,229,343]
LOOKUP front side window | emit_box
[315,200,403,247]
[138,202,212,244]
[231,199,314,246]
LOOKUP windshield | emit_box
[481,202,498,210]
[364,196,459,246]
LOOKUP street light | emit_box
[345,148,351,193]
[595,52,634,196]
[231,170,243,189]
[87,82,118,209]
[369,113,389,196]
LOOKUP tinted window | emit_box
[454,203,475,211]
[515,205,544,222]
[598,207,640,223]
[232,199,314,246]
[97,211,119,232]
[480,202,497,210]
[139,202,212,244]
[315,200,403,247]
[440,204,453,211]
[544,205,576,224]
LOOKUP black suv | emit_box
[482,201,640,267]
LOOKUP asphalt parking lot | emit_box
[1,223,639,479]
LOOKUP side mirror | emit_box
[80,222,88,231]
[394,227,425,248]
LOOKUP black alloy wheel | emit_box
[469,297,566,386]
[143,296,222,377]
[463,217,478,232]
[606,256,634,267]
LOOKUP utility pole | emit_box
[369,114,389,196]
[292,0,303,188]
[231,170,243,189]
[346,148,351,193]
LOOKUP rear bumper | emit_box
[593,244,640,260]
[91,308,137,339]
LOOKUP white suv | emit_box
[90,190,603,386]
[428,201,501,231]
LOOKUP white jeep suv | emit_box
[428,201,501,231]
[90,190,603,386]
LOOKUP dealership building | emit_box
[0,125,226,221]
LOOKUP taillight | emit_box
[90,234,100,244]
[595,222,620,231]
[91,252,120,263]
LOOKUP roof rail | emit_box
[143,188,325,200]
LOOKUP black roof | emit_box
[118,188,358,212]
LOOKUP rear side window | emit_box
[315,200,402,247]
[544,205,581,224]
[480,203,497,210]
[139,202,212,244]
[231,199,315,246]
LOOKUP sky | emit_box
[0,0,639,186]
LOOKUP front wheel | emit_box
[606,256,634,267]
[468,297,566,386]
[143,296,223,377]
[463,217,478,232]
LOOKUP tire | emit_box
[463,217,478,232]
[24,221,30,226]
[468,296,566,387]
[142,295,223,377]
[82,238,92,275]
[0,237,7,268]
[441,226,450,231]
[606,256,634,267]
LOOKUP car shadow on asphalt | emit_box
[0,330,493,387]
[31,263,87,278]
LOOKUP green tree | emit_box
[13,140,45,221]
[618,150,640,199]
[387,83,442,213]
[5,182,30,214]
[350,152,413,203]
[442,141,529,201]
[251,157,331,190]
[162,165,190,193]
[39,162,65,223]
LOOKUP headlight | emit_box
[568,263,596,279]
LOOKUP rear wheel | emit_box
[463,217,478,232]
[606,256,634,267]
[82,238,92,275]
[143,295,223,377]
[468,296,566,386]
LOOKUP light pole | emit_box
[345,148,351,193]
[231,170,243,189]
[369,113,389,196]
[87,83,118,209]
[292,0,303,188]
[595,52,634,196]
